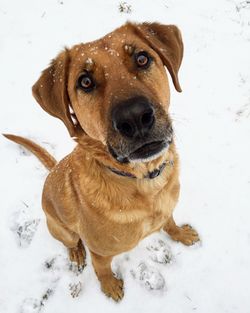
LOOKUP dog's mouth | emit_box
[108,139,171,163]
[129,140,168,162]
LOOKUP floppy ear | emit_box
[32,49,79,137]
[134,22,183,92]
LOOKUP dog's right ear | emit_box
[132,22,183,92]
[32,49,79,137]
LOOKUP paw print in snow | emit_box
[10,208,40,248]
[147,239,172,264]
[69,281,82,298]
[20,289,53,313]
[20,298,42,313]
[131,262,165,291]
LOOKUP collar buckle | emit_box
[145,162,167,179]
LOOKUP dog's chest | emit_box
[140,209,166,238]
[77,168,176,255]
[80,190,171,255]
[138,189,173,237]
[107,184,172,236]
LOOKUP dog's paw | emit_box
[68,241,86,273]
[100,275,124,302]
[146,239,172,264]
[171,224,200,246]
[131,262,165,291]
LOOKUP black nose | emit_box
[112,96,155,138]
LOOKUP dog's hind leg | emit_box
[163,215,200,246]
[90,251,124,301]
[46,214,86,269]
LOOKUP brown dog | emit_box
[4,22,199,301]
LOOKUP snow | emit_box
[1,0,250,312]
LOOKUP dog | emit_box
[4,22,199,301]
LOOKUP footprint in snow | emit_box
[146,239,172,264]
[20,298,42,313]
[43,254,84,298]
[20,289,54,313]
[10,207,40,248]
[69,281,82,298]
[131,262,165,291]
[44,253,84,275]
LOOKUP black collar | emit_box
[107,160,174,180]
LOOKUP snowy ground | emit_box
[1,0,250,312]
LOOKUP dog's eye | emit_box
[135,51,151,69]
[77,73,95,92]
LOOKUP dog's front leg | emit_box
[163,215,200,245]
[90,251,124,301]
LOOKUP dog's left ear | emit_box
[32,49,80,137]
[134,22,183,92]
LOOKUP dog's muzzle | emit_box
[109,96,172,163]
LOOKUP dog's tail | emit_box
[3,134,57,171]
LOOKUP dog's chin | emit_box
[108,140,170,164]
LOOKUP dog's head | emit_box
[32,22,183,163]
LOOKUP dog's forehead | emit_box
[69,25,146,69]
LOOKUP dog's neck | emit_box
[75,135,176,179]
[107,160,174,180]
